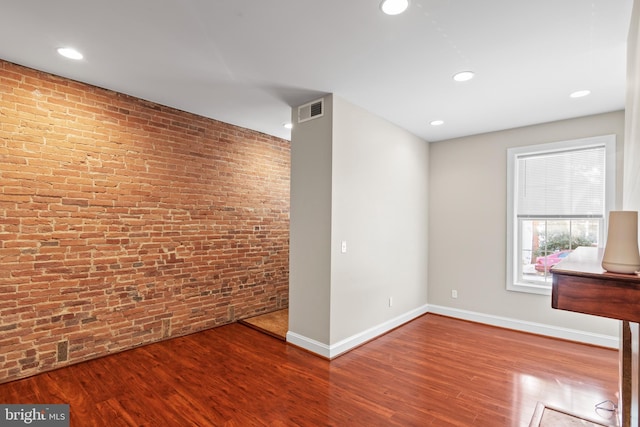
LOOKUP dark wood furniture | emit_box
[552,246,640,427]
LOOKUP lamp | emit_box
[380,0,409,15]
[601,211,640,274]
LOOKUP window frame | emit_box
[506,134,616,295]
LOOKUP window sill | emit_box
[507,282,552,296]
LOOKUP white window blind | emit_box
[516,146,606,218]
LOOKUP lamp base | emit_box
[601,261,640,274]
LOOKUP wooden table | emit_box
[551,246,640,427]
[551,247,640,323]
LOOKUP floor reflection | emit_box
[513,372,617,426]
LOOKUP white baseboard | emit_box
[427,304,619,349]
[286,304,429,359]
[286,303,618,358]
[285,332,331,358]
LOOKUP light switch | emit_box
[341,241,347,253]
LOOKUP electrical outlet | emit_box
[451,290,458,299]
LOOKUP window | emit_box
[506,135,616,294]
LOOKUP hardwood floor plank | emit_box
[95,398,142,427]
[0,314,618,426]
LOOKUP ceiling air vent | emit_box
[298,98,324,123]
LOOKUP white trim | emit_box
[427,304,619,349]
[286,304,429,359]
[287,304,618,357]
[286,331,331,358]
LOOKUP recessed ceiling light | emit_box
[283,123,293,129]
[570,90,591,98]
[453,71,475,82]
[380,0,409,15]
[430,120,444,126]
[57,47,83,60]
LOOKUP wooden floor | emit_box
[0,314,619,426]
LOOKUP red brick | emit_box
[0,59,290,383]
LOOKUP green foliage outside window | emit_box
[534,232,596,258]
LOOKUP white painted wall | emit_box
[288,95,429,357]
[330,96,429,345]
[623,1,640,423]
[288,96,333,345]
[291,98,626,358]
[428,111,625,344]
[625,1,640,213]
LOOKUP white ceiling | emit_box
[0,0,633,142]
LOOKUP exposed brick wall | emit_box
[0,60,290,383]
